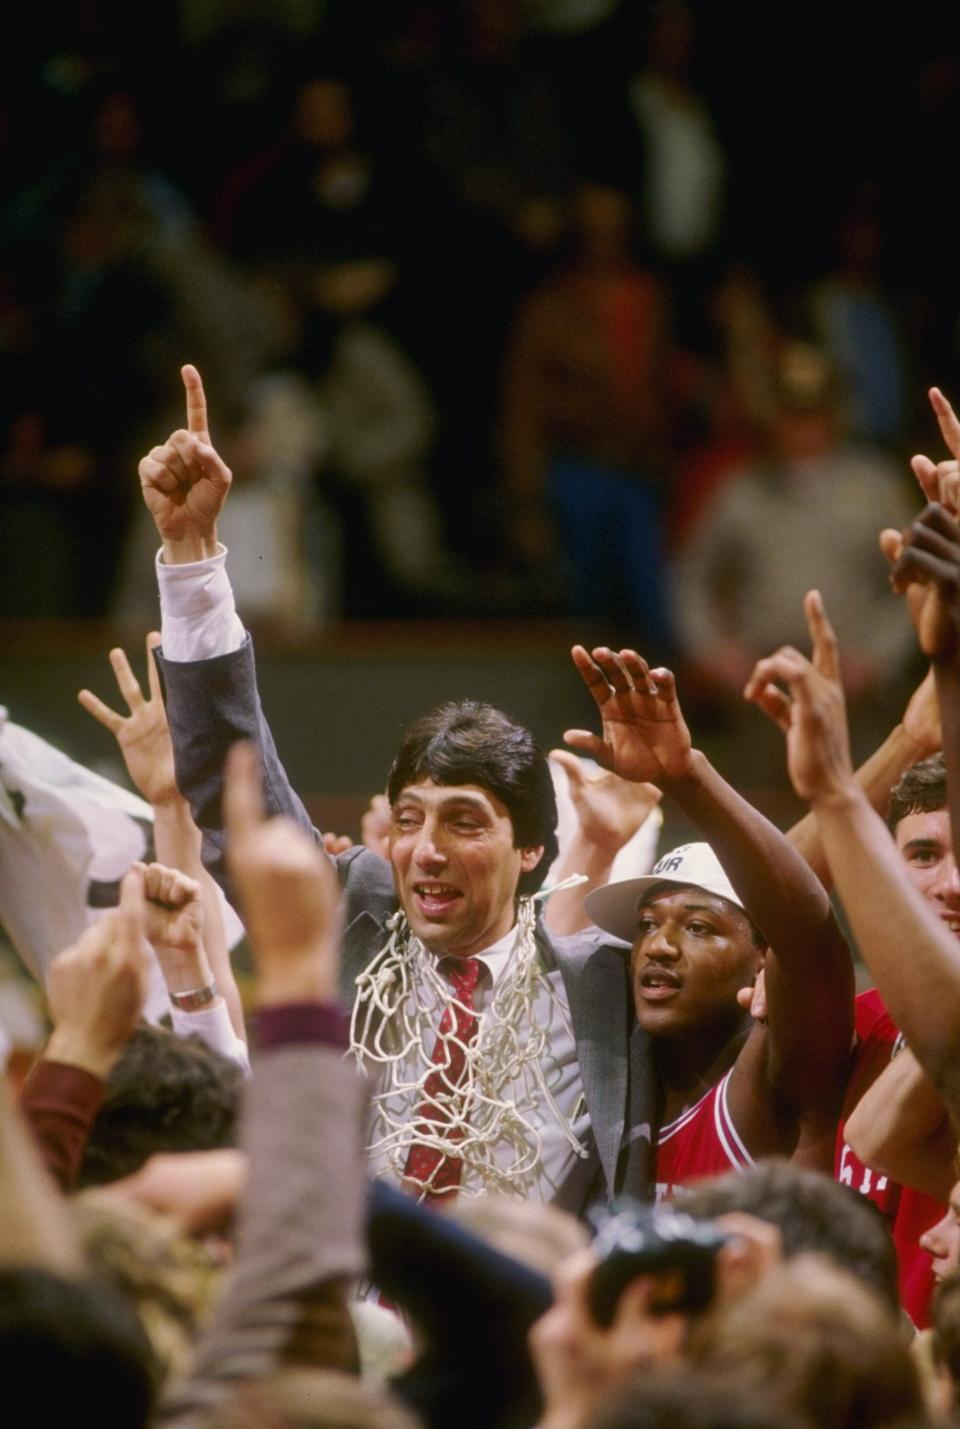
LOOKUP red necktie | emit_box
[402,957,482,1201]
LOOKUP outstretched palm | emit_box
[78,636,178,807]
[564,646,694,785]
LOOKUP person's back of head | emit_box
[585,1365,809,1429]
[210,1368,424,1429]
[446,1192,589,1277]
[688,1254,923,1429]
[676,1157,900,1312]
[932,1269,960,1417]
[77,1025,243,1188]
[0,1266,153,1426]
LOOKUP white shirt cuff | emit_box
[169,997,251,1076]
[156,544,246,662]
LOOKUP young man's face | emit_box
[388,779,543,958]
[894,808,960,933]
[630,885,763,1039]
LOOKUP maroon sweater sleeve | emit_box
[19,1059,104,1191]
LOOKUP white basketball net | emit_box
[349,891,588,1198]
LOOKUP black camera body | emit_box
[587,1204,728,1328]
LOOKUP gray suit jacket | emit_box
[157,636,654,1207]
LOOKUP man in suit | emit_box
[140,365,644,1211]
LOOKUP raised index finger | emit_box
[931,387,960,460]
[804,589,840,682]
[181,363,209,439]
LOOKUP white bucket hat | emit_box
[585,842,744,945]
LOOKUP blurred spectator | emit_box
[501,184,676,649]
[676,342,917,706]
[216,71,397,275]
[808,197,909,447]
[2,82,274,616]
[627,1,727,349]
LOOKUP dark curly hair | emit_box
[77,1025,243,1189]
[887,752,947,833]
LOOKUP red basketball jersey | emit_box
[835,988,944,1327]
[655,1068,754,1203]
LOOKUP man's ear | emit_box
[520,845,545,875]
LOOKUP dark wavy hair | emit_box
[387,701,558,894]
[77,1025,242,1189]
[887,752,947,833]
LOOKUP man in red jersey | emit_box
[565,626,853,1205]
[746,502,960,1325]
[832,754,955,1325]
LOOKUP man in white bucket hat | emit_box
[566,638,854,1202]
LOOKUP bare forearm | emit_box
[935,659,960,870]
[161,533,218,566]
[153,800,245,1038]
[788,722,931,888]
[815,783,960,1115]
[664,751,836,947]
[844,1050,955,1201]
[544,833,617,935]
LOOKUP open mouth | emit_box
[413,883,462,917]
[940,915,960,940]
[637,965,683,1000]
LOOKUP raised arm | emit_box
[79,635,245,1039]
[20,867,150,1192]
[745,589,960,1122]
[544,749,661,936]
[566,643,853,1124]
[885,501,960,872]
[160,743,364,1425]
[135,367,327,898]
[786,665,941,887]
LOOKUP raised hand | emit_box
[78,634,177,807]
[138,364,232,562]
[743,591,854,804]
[911,388,960,517]
[880,503,960,661]
[137,861,204,958]
[224,741,341,1004]
[549,748,661,853]
[565,646,694,785]
[901,665,942,756]
[45,867,150,1077]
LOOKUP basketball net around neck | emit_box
[349,883,589,1198]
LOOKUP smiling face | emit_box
[389,779,544,958]
[921,1178,960,1281]
[895,808,960,934]
[630,885,763,1040]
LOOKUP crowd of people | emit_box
[8,5,960,1427]
[3,358,960,1429]
[3,1,960,648]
